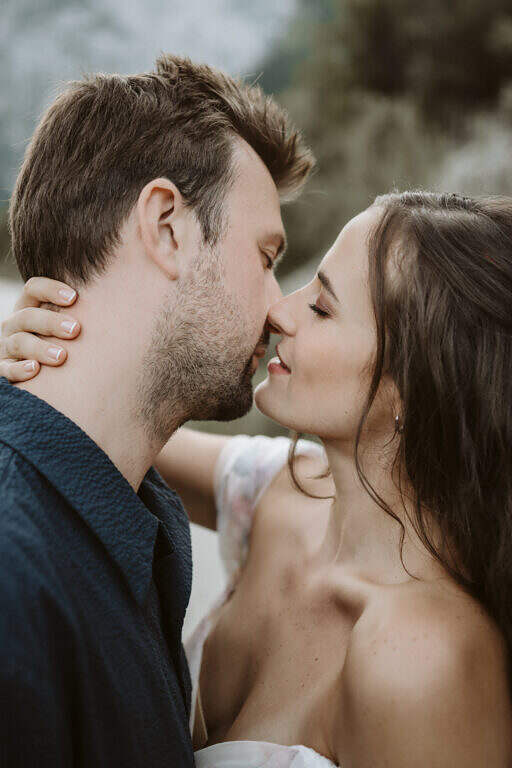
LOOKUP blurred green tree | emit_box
[306,0,512,128]
[257,0,512,277]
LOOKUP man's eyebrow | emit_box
[317,270,339,302]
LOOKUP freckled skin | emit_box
[199,208,512,764]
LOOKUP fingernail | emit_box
[24,361,36,372]
[59,288,76,302]
[60,320,78,335]
[48,346,64,362]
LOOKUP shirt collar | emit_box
[0,377,187,606]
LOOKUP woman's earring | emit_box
[394,415,404,434]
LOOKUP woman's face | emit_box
[255,206,395,442]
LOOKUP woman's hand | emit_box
[0,277,81,382]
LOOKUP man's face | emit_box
[214,139,287,373]
[138,139,285,440]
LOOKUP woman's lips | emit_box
[268,357,291,375]
[275,345,291,372]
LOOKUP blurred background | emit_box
[2,0,512,631]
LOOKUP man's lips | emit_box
[253,346,267,359]
[250,346,268,374]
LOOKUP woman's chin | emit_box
[254,376,281,414]
[254,378,290,425]
[253,378,272,414]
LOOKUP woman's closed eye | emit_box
[308,302,329,318]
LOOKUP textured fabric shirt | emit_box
[0,377,194,767]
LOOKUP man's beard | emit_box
[135,256,257,445]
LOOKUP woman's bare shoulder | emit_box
[337,583,512,766]
[248,447,333,552]
[260,444,333,503]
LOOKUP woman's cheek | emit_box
[303,348,343,388]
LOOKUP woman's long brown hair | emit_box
[288,191,512,685]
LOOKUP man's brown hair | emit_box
[9,54,314,285]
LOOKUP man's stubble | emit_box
[136,252,258,446]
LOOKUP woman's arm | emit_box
[155,428,230,530]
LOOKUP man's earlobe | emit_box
[137,178,181,281]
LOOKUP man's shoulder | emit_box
[0,499,59,598]
[0,446,66,599]
[0,505,75,675]
[0,443,55,534]
[0,439,51,500]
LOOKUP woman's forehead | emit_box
[326,207,381,279]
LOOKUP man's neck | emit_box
[14,270,175,491]
[16,357,161,491]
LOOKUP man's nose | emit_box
[267,274,283,310]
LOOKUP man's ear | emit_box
[136,178,184,281]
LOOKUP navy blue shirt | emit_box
[0,377,195,767]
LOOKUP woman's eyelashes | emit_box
[308,302,329,318]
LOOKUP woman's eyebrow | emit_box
[317,270,339,302]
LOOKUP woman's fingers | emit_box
[0,332,67,366]
[0,280,78,380]
[0,358,41,383]
[0,306,80,340]
[13,277,77,312]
